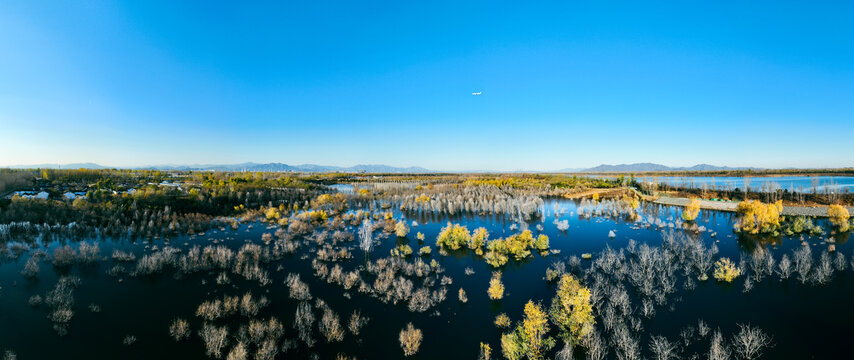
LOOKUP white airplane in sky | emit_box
[472,91,482,95]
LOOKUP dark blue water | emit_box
[634,175,854,193]
[0,198,851,359]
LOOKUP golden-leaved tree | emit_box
[549,274,595,345]
[682,198,701,221]
[501,301,555,360]
[828,205,850,232]
[736,200,783,234]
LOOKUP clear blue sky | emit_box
[1,1,852,171]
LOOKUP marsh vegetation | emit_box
[0,170,852,358]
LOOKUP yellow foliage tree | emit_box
[480,342,492,360]
[315,194,333,206]
[549,274,595,345]
[494,313,511,328]
[520,301,553,359]
[436,223,472,250]
[736,200,783,234]
[532,234,549,251]
[469,227,489,250]
[621,194,639,209]
[682,198,701,221]
[264,207,281,221]
[488,271,505,300]
[713,258,741,282]
[500,301,555,360]
[399,323,422,356]
[828,205,850,232]
[394,221,410,237]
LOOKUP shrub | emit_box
[436,223,471,250]
[713,258,741,282]
[122,335,137,346]
[391,244,413,257]
[246,317,283,345]
[399,323,422,356]
[504,230,535,260]
[418,246,431,256]
[52,245,77,267]
[395,221,410,237]
[225,341,247,360]
[682,199,701,221]
[20,256,40,278]
[458,288,468,303]
[488,272,505,300]
[348,310,369,335]
[319,307,345,342]
[533,234,549,251]
[549,274,595,345]
[484,250,509,268]
[256,339,279,360]
[78,241,100,263]
[480,342,492,360]
[199,323,229,358]
[828,205,850,232]
[170,318,190,341]
[494,313,511,328]
[736,200,782,234]
[470,227,489,250]
[285,273,312,301]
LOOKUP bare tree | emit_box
[583,330,607,360]
[555,340,573,360]
[777,254,792,280]
[359,219,373,254]
[649,335,680,360]
[708,330,730,360]
[731,324,772,360]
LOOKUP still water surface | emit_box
[0,198,851,359]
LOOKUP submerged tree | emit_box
[399,323,422,357]
[359,219,373,254]
[500,301,555,360]
[735,200,782,235]
[649,335,679,360]
[682,198,701,221]
[732,324,772,360]
[828,205,850,232]
[713,258,741,282]
[549,274,595,345]
[488,271,505,300]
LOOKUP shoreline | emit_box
[652,196,854,218]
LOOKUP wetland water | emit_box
[0,198,852,359]
[635,175,854,193]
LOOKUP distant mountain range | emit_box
[6,162,109,170]
[3,162,757,173]
[5,162,434,173]
[577,163,756,173]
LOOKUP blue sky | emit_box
[1,1,852,171]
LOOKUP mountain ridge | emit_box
[3,162,761,173]
[4,162,434,173]
[579,163,757,172]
